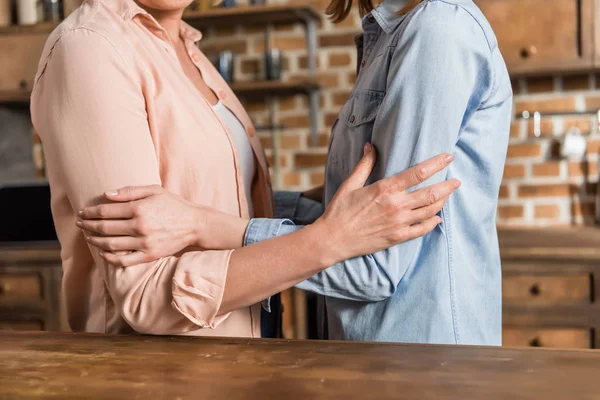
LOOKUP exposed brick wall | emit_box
[200,0,600,227]
[504,74,600,227]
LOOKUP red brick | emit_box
[199,40,247,54]
[305,133,330,147]
[531,162,561,177]
[527,119,554,137]
[499,185,510,198]
[267,155,288,168]
[280,115,310,129]
[506,143,542,159]
[585,96,600,111]
[295,153,327,168]
[563,117,592,134]
[347,72,357,85]
[329,52,352,67]
[534,204,561,219]
[568,161,598,177]
[318,32,359,47]
[509,122,522,139]
[259,136,273,149]
[298,55,321,70]
[280,135,302,149]
[310,171,325,185]
[498,205,524,219]
[503,164,526,179]
[517,184,571,198]
[586,138,600,155]
[316,72,341,89]
[514,97,578,115]
[333,91,351,106]
[282,172,301,186]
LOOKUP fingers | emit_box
[76,219,138,236]
[338,143,377,193]
[104,185,162,202]
[79,202,135,220]
[100,251,153,267]
[405,195,448,226]
[403,179,461,210]
[85,235,143,252]
[401,216,443,242]
[389,154,454,192]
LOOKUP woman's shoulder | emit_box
[41,0,133,63]
[395,0,498,54]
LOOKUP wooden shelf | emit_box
[0,5,320,35]
[0,90,30,104]
[0,22,57,35]
[183,4,320,28]
[230,79,319,98]
[0,80,318,105]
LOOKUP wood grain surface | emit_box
[1,331,600,399]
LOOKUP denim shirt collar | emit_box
[367,0,409,35]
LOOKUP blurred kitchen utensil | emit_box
[561,127,586,159]
[17,0,39,25]
[217,51,235,83]
[42,0,62,22]
[220,0,235,7]
[265,49,282,81]
[250,0,266,5]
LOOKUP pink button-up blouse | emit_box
[31,0,274,337]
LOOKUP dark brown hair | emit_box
[326,0,423,23]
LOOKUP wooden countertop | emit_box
[1,332,600,399]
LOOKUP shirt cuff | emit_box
[244,217,295,312]
[273,191,303,220]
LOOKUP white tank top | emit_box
[211,101,255,217]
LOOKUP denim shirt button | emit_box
[368,16,376,23]
[349,115,356,123]
[361,60,366,68]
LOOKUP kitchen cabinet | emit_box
[499,228,600,349]
[0,34,47,93]
[0,246,65,332]
[476,0,595,75]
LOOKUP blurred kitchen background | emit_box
[2,0,600,349]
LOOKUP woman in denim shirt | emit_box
[80,0,511,345]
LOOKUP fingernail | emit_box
[85,236,91,241]
[99,252,104,258]
[364,143,371,155]
[437,217,443,224]
[453,179,462,188]
[445,154,454,163]
[76,220,83,227]
[78,210,83,216]
[105,190,118,196]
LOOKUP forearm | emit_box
[220,220,337,314]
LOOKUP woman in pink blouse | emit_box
[31,0,459,337]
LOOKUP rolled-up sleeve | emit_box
[31,29,232,334]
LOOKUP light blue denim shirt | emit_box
[245,0,512,345]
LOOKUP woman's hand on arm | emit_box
[78,185,249,266]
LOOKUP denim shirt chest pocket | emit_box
[328,89,384,180]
